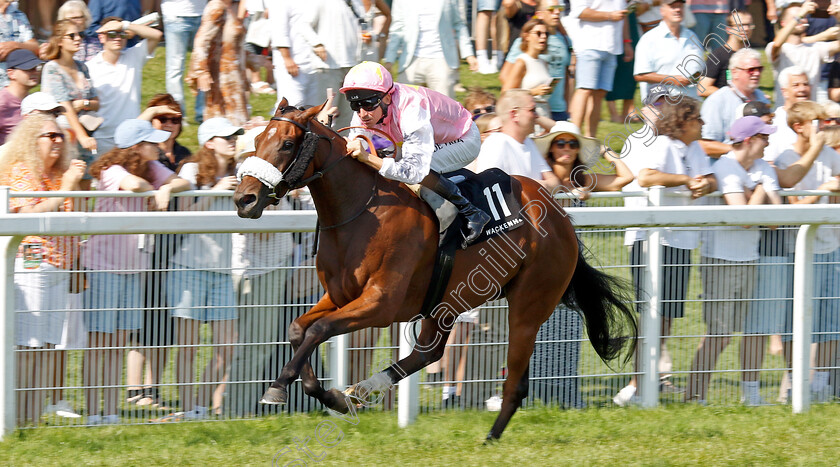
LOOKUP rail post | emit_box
[640,186,663,408]
[0,186,21,439]
[792,224,816,413]
[397,322,418,427]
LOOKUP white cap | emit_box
[20,92,66,116]
[114,119,171,149]
[198,117,244,146]
[237,125,268,158]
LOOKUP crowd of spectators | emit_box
[2,0,840,424]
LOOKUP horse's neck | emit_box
[307,148,378,228]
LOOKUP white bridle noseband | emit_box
[236,156,284,189]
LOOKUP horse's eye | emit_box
[282,140,295,151]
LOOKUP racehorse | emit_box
[233,100,636,441]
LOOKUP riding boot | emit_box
[421,171,491,248]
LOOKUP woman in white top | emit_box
[502,18,553,117]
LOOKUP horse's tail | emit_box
[562,241,637,365]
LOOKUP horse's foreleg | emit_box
[346,318,452,404]
[262,295,385,406]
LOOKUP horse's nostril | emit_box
[237,193,256,208]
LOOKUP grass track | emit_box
[3,405,840,466]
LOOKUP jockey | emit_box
[341,61,491,248]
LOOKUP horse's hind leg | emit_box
[347,317,452,403]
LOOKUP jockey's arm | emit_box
[347,117,435,185]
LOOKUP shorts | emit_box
[14,258,69,347]
[574,49,618,91]
[744,255,791,335]
[699,257,756,335]
[783,249,840,343]
[477,0,502,11]
[432,122,481,174]
[83,271,144,333]
[167,269,237,322]
[630,241,691,319]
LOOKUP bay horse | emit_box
[233,100,635,441]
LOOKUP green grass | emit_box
[3,405,840,465]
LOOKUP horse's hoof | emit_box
[260,386,288,405]
[324,388,350,414]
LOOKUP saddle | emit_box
[413,168,525,318]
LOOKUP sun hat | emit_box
[729,116,777,143]
[114,119,170,149]
[198,117,244,146]
[533,121,601,167]
[20,92,66,116]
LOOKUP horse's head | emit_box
[234,99,326,218]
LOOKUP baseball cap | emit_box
[114,119,170,149]
[729,116,777,143]
[661,0,686,4]
[644,85,679,106]
[741,101,773,118]
[236,126,267,158]
[198,117,244,146]
[5,49,43,70]
[20,92,66,116]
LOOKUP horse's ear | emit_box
[302,100,327,123]
[273,98,289,117]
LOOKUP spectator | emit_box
[688,116,782,405]
[187,0,249,126]
[475,113,503,142]
[82,119,189,426]
[475,89,561,188]
[88,16,163,153]
[0,49,43,144]
[568,0,630,137]
[635,0,662,33]
[463,87,497,119]
[501,18,553,117]
[698,10,754,97]
[475,0,503,73]
[504,0,574,122]
[614,97,716,406]
[226,126,296,416]
[767,67,812,165]
[140,93,192,171]
[502,0,539,52]
[383,0,478,98]
[0,0,38,89]
[240,0,276,97]
[633,0,704,103]
[699,48,771,158]
[767,1,840,104]
[162,0,207,123]
[84,0,141,39]
[606,5,638,125]
[269,2,321,108]
[0,114,85,425]
[773,100,840,402]
[40,19,101,186]
[309,0,365,129]
[687,0,727,41]
[359,0,392,63]
[56,0,103,62]
[533,120,632,200]
[166,117,242,420]
[125,95,192,408]
[736,100,775,123]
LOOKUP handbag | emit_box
[245,12,272,48]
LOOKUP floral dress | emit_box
[186,0,249,125]
[41,60,97,104]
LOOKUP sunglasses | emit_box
[39,132,64,141]
[552,139,579,149]
[472,105,495,115]
[735,66,763,74]
[105,31,128,39]
[349,95,383,112]
[532,30,548,37]
[155,116,182,125]
[824,118,840,125]
[63,32,83,40]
